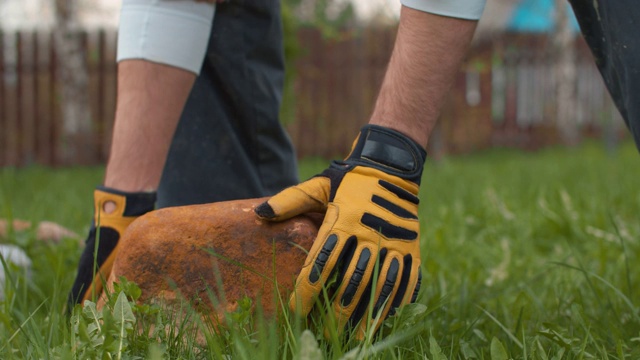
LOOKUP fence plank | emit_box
[19,31,37,165]
[35,31,52,165]
[101,30,117,161]
[3,32,19,166]
[87,30,100,163]
[291,28,323,158]
[0,32,5,166]
[94,30,105,157]
[50,30,63,166]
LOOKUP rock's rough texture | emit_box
[102,198,320,318]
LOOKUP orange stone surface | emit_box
[103,197,320,317]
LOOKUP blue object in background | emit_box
[508,0,579,33]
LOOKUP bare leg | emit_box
[104,60,196,193]
[369,6,478,148]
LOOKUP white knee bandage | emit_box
[117,0,216,75]
[402,0,486,20]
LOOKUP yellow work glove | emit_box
[68,187,156,308]
[255,124,425,338]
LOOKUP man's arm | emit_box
[370,6,478,148]
[256,5,482,338]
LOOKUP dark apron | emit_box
[158,0,299,207]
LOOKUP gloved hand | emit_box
[68,187,156,308]
[255,124,425,337]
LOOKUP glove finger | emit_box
[354,255,402,339]
[255,177,331,221]
[288,206,351,316]
[402,260,422,305]
[372,256,402,319]
[387,254,416,317]
[354,256,418,339]
[289,235,357,318]
[330,245,377,331]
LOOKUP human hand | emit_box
[255,124,425,338]
[68,187,156,308]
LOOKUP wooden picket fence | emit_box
[0,30,117,166]
[0,28,623,167]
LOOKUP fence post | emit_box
[19,31,38,165]
[35,31,53,165]
[0,31,4,167]
[53,5,93,165]
[2,32,19,166]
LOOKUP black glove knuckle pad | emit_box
[371,195,417,219]
[340,248,372,307]
[378,180,420,205]
[372,257,400,316]
[360,187,419,241]
[361,213,417,240]
[309,234,338,283]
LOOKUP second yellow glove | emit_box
[255,124,425,338]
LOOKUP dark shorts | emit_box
[570,0,640,149]
[157,1,299,208]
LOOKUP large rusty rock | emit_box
[101,198,320,319]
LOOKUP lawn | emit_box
[0,141,639,359]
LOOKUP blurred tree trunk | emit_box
[553,0,579,146]
[53,0,93,165]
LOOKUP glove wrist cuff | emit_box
[95,186,157,217]
[345,124,426,184]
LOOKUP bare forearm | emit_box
[369,6,477,148]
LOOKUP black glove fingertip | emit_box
[255,202,276,219]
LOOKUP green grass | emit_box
[1,141,640,358]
